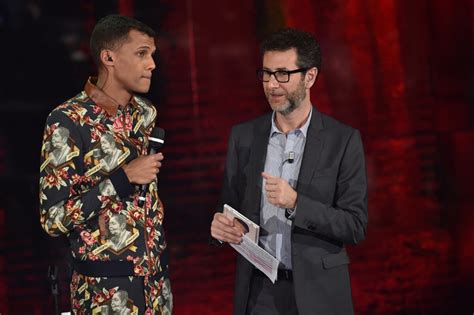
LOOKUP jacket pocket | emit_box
[321,249,350,269]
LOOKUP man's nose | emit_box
[148,56,156,71]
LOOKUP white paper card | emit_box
[223,204,260,243]
[230,235,279,283]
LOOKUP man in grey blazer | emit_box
[211,28,368,315]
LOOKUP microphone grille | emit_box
[149,127,165,149]
[151,127,165,140]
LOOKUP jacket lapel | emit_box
[296,108,324,193]
[245,114,272,224]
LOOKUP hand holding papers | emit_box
[223,204,260,243]
[223,204,279,283]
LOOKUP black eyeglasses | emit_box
[257,68,308,83]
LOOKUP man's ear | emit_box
[100,50,114,66]
[305,67,318,89]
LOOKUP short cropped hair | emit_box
[260,28,321,70]
[90,15,155,68]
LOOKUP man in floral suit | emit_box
[39,15,172,314]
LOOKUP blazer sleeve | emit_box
[209,127,241,245]
[293,129,368,245]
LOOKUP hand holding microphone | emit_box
[123,153,163,184]
[138,127,165,206]
[122,127,165,206]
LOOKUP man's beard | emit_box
[268,79,306,116]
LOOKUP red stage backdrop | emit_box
[0,0,472,314]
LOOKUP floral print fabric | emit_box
[39,78,172,314]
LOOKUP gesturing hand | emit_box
[261,172,297,209]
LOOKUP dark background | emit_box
[0,0,472,314]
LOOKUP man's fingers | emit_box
[263,173,280,187]
[215,213,234,226]
[220,230,242,244]
[265,182,285,196]
[264,184,279,193]
[262,174,278,186]
[216,222,241,237]
[261,172,274,180]
[233,219,247,235]
[211,224,242,243]
[211,213,244,243]
[213,215,242,234]
[156,161,162,169]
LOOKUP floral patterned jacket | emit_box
[39,77,167,277]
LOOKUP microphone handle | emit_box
[138,147,158,206]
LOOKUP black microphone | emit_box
[138,127,165,207]
[287,151,295,164]
[281,151,295,167]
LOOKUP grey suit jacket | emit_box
[220,108,368,315]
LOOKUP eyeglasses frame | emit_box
[256,68,309,83]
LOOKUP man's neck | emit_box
[275,100,312,134]
[96,73,132,107]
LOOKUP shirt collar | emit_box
[270,107,313,138]
[84,77,140,116]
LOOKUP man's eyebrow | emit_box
[262,67,289,71]
[136,45,156,50]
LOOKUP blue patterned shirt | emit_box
[260,108,312,269]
